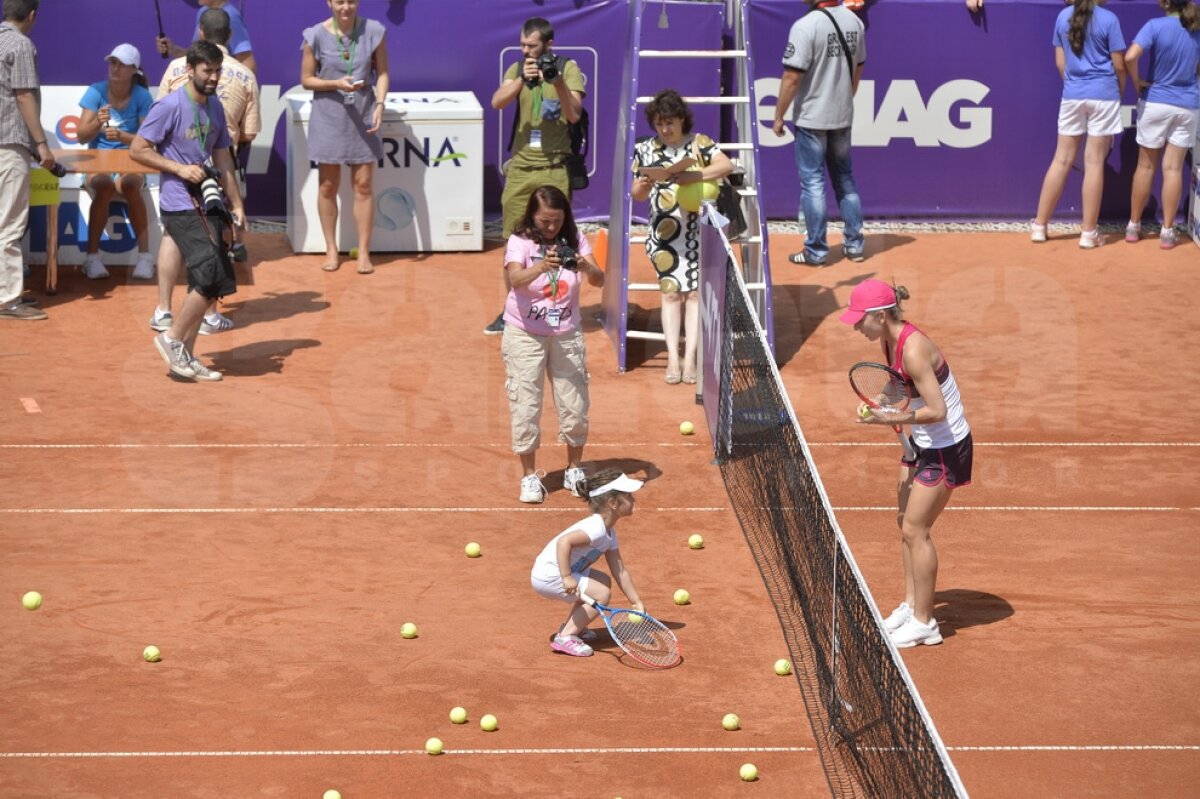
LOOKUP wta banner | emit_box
[33,0,1171,220]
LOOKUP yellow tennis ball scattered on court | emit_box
[349,247,359,259]
[858,403,873,420]
[673,588,690,605]
[679,420,695,436]
[739,763,759,782]
[464,542,482,558]
[774,658,792,676]
[480,714,499,732]
[323,790,342,799]
[449,706,468,724]
[143,645,162,663]
[722,713,741,731]
[400,622,418,639]
[687,534,704,550]
[425,737,444,755]
[21,591,42,611]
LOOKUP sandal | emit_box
[682,371,697,385]
[787,251,827,267]
[356,263,375,274]
[664,368,682,385]
[321,261,341,272]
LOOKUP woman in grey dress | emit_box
[301,0,390,274]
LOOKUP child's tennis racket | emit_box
[849,361,917,462]
[580,593,680,668]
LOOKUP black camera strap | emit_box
[816,8,857,79]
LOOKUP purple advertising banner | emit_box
[35,0,1172,221]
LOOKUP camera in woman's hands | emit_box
[554,238,579,270]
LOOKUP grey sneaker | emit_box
[198,313,234,335]
[153,333,196,378]
[483,313,505,336]
[0,302,47,320]
[149,311,174,333]
[187,358,223,382]
[563,466,586,498]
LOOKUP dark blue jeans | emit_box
[793,126,864,262]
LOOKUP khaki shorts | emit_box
[501,324,589,454]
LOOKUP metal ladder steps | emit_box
[635,96,749,105]
[628,235,762,245]
[638,50,746,59]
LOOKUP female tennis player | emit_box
[1031,0,1127,249]
[1124,0,1200,249]
[841,280,974,648]
[530,469,646,657]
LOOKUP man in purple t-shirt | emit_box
[131,41,245,383]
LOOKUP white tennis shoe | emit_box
[519,472,546,504]
[883,602,913,633]
[890,617,943,648]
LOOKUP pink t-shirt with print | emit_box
[503,231,594,337]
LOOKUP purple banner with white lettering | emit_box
[35,0,1172,220]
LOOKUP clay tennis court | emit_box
[2,227,1197,797]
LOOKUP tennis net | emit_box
[711,251,968,798]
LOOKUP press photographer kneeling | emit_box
[131,41,245,383]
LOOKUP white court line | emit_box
[2,744,1194,759]
[0,441,1197,450]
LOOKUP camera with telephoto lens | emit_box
[525,53,560,87]
[190,163,229,218]
[553,237,579,270]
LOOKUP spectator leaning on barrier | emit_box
[131,40,245,383]
[1125,0,1200,250]
[152,5,260,336]
[0,0,50,321]
[484,17,586,336]
[76,44,155,281]
[158,0,256,75]
[301,0,389,275]
[772,0,866,267]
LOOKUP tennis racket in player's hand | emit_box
[580,593,680,668]
[849,361,917,462]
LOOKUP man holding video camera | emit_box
[131,41,244,382]
[484,16,586,336]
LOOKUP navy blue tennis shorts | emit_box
[904,432,974,489]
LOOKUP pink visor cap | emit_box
[839,279,897,325]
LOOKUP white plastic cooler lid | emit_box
[285,91,481,121]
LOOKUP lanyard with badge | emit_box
[188,91,211,155]
[335,16,359,104]
[540,241,563,328]
[529,83,543,150]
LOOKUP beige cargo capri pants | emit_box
[501,325,590,453]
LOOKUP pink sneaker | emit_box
[1160,227,1178,250]
[1125,222,1141,243]
[551,634,594,657]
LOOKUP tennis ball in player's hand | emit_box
[722,713,740,731]
[464,542,482,558]
[143,645,162,663]
[349,247,359,259]
[323,791,342,799]
[480,714,499,732]
[739,763,759,781]
[21,591,42,610]
[687,534,704,550]
[673,588,690,605]
[679,420,695,436]
[449,706,468,724]
[425,737,444,755]
[400,622,418,639]
[858,403,873,420]
[774,658,792,676]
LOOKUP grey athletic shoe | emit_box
[0,302,47,320]
[153,333,196,378]
[483,313,505,336]
[149,311,173,333]
[187,358,223,382]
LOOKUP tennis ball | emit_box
[464,542,482,558]
[323,791,342,799]
[449,706,468,724]
[143,645,162,663]
[687,534,704,550]
[676,179,720,213]
[739,763,759,782]
[858,403,873,420]
[679,420,695,436]
[774,658,792,676]
[21,591,42,610]
[425,737,443,755]
[722,713,740,731]
[349,247,359,259]
[673,588,690,605]
[480,714,498,732]
[400,622,418,639]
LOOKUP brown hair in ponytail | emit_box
[882,286,910,322]
[1068,0,1097,57]
[1165,0,1200,32]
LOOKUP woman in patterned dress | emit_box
[631,90,733,385]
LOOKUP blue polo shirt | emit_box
[1133,17,1200,110]
[194,3,252,56]
[1053,6,1126,102]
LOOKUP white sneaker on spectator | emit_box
[131,252,155,280]
[890,617,943,648]
[82,254,109,279]
[883,602,912,633]
[1029,220,1047,243]
[1078,229,1103,249]
[563,466,586,498]
[519,472,547,504]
